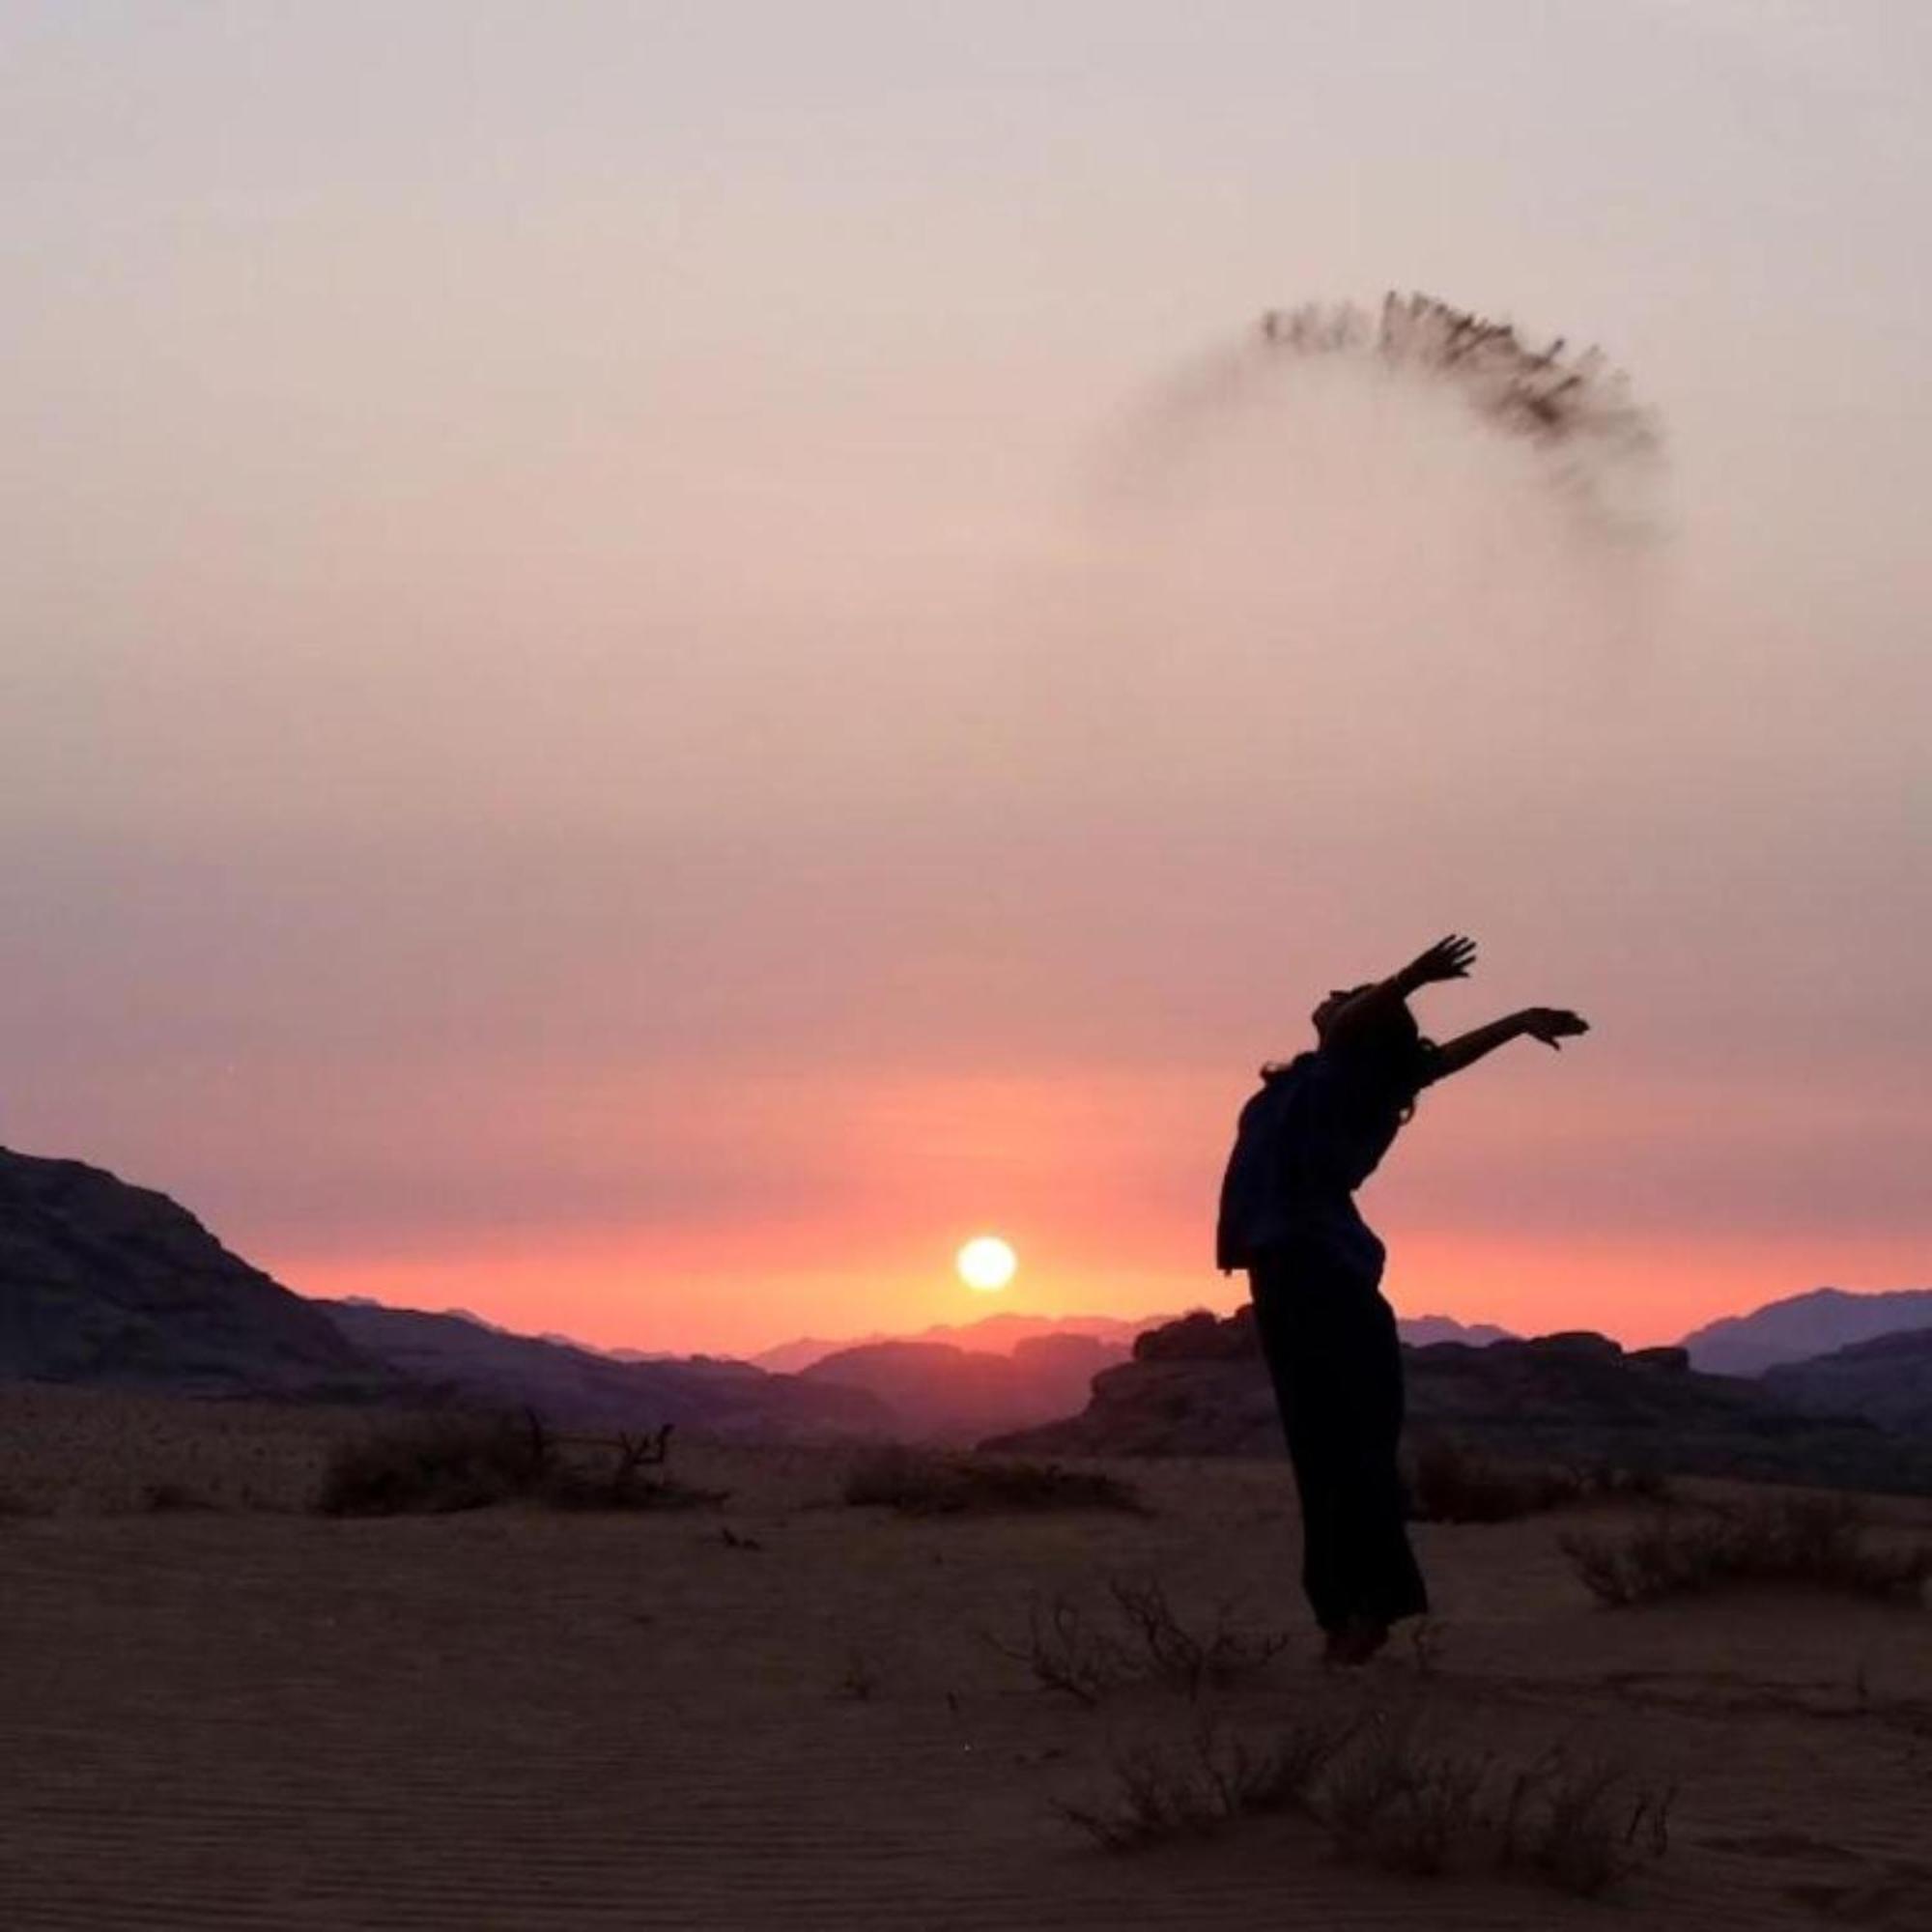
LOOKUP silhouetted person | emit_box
[1217,935,1587,1664]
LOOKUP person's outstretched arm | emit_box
[1423,1008,1589,1084]
[1325,934,1478,1045]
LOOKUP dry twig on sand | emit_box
[985,1576,1292,1705]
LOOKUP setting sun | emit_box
[955,1236,1017,1293]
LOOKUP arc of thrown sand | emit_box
[1256,291,1659,459]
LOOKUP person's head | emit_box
[1315,987,1435,1120]
[1311,985,1370,1041]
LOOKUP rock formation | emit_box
[986,1304,1932,1492]
[319,1298,894,1441]
[1680,1287,1932,1376]
[0,1148,385,1397]
[799,1331,1130,1443]
[1762,1327,1932,1437]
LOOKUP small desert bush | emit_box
[843,1446,1145,1518]
[317,1413,550,1515]
[139,1481,219,1514]
[1319,1712,1490,1875]
[1579,1462,1674,1505]
[1323,1718,1673,1892]
[316,1412,714,1517]
[833,1651,881,1701]
[1406,1438,1670,1525]
[539,1449,722,1514]
[991,1593,1135,1706]
[1406,1439,1580,1524]
[1500,1750,1674,1896]
[1560,1495,1932,1607]
[988,1576,1292,1705]
[1057,1710,1673,1896]
[1055,1714,1354,1850]
[1106,1577,1294,1697]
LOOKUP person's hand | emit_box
[1520,1008,1589,1049]
[1403,935,1477,987]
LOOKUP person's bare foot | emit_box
[1322,1617,1391,1667]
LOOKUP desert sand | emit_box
[2,1386,1928,1931]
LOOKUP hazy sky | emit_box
[4,2,1928,1352]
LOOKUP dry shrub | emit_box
[1057,1710,1673,1896]
[1500,1750,1675,1896]
[540,1428,723,1513]
[315,1412,715,1517]
[1324,1720,1673,1893]
[1560,1495,1932,1607]
[1320,1711,1490,1875]
[833,1652,880,1702]
[317,1412,550,1516]
[139,1481,218,1514]
[1056,1738,1221,1850]
[1106,1577,1293,1696]
[843,1446,1145,1518]
[1406,1439,1580,1524]
[537,1462,718,1512]
[988,1576,1291,1705]
[1583,1463,1674,1505]
[1406,1438,1670,1525]
[989,1594,1136,1707]
[1055,1714,1355,1851]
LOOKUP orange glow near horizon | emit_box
[279,1216,1922,1363]
[245,1059,1932,1361]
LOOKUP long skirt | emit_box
[1247,1222,1428,1633]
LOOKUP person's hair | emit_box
[1336,996,1436,1122]
[1263,987,1437,1122]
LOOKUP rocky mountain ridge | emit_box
[795,1331,1130,1443]
[1679,1286,1932,1376]
[987,1303,1932,1493]
[0,1147,893,1439]
[1760,1325,1932,1437]
[318,1299,892,1440]
[0,1148,389,1398]
[747,1311,1162,1377]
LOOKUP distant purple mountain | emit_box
[1761,1327,1932,1436]
[750,1306,1508,1377]
[749,1311,1166,1377]
[798,1332,1133,1443]
[1397,1314,1514,1348]
[315,1299,892,1440]
[1679,1288,1932,1377]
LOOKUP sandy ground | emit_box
[2,1387,1929,1930]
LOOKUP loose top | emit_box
[1215,1049,1407,1271]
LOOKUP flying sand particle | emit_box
[1119,291,1663,543]
[1257,292,1658,462]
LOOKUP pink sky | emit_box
[3,4,1927,1355]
